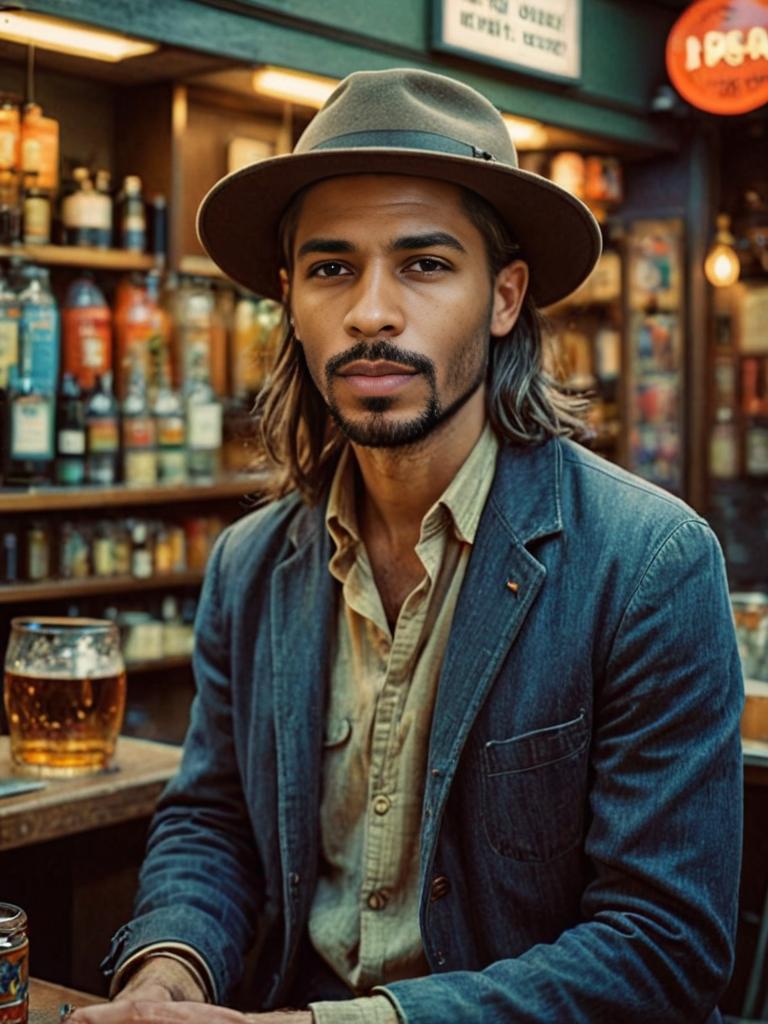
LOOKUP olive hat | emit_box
[197,67,601,307]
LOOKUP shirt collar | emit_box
[325,423,499,566]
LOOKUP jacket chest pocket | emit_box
[481,711,588,862]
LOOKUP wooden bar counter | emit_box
[29,978,102,1023]
[0,738,181,996]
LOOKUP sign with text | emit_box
[433,0,581,82]
[666,0,768,115]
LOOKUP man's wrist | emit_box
[114,953,209,1003]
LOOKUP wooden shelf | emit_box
[178,254,225,279]
[0,570,204,605]
[0,243,157,271]
[0,475,264,513]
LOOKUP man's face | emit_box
[287,174,522,449]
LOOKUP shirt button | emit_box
[430,875,451,901]
[372,794,391,816]
[366,889,389,911]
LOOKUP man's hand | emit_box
[71,1003,311,1023]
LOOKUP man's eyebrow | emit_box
[296,238,356,259]
[389,232,467,254]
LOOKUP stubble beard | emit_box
[316,321,491,450]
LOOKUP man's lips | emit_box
[337,360,418,377]
[335,360,419,396]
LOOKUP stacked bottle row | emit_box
[0,512,225,584]
[1,92,163,253]
[0,261,284,486]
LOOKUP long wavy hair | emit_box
[253,183,589,505]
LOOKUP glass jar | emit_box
[0,903,29,1024]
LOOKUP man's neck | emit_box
[352,407,487,551]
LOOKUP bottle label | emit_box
[63,309,111,390]
[0,127,18,169]
[188,402,222,450]
[57,456,85,486]
[87,417,119,453]
[124,450,157,486]
[123,416,156,450]
[23,309,60,392]
[0,316,20,388]
[12,397,53,458]
[23,195,51,243]
[58,428,86,455]
[158,449,188,484]
[157,414,185,448]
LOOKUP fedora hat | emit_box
[197,67,601,307]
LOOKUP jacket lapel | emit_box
[422,440,564,869]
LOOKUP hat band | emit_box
[309,129,497,162]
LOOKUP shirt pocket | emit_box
[481,710,588,862]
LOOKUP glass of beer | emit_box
[3,617,126,777]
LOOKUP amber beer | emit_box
[4,669,126,774]
[3,617,126,777]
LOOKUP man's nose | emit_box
[343,265,404,339]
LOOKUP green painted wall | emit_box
[26,0,680,150]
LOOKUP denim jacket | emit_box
[102,438,743,1023]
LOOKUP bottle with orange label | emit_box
[115,273,170,400]
[62,274,113,392]
[20,102,59,193]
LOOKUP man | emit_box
[73,69,743,1024]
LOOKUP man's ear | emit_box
[279,268,290,302]
[490,261,529,337]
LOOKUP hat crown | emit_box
[294,68,519,168]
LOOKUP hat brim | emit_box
[197,149,602,308]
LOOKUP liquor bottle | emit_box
[85,371,120,485]
[22,170,51,245]
[0,268,20,392]
[56,373,86,486]
[92,170,114,249]
[149,194,168,268]
[0,167,21,245]
[18,264,59,394]
[153,367,187,485]
[114,272,166,399]
[20,102,59,193]
[145,270,172,396]
[62,274,113,391]
[118,175,146,252]
[175,277,218,394]
[186,356,222,482]
[130,521,153,578]
[60,167,93,246]
[121,362,157,485]
[4,362,55,484]
[0,93,20,173]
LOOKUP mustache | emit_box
[326,340,435,379]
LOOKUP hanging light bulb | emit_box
[704,213,740,288]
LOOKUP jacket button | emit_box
[372,794,391,815]
[366,889,389,911]
[430,875,451,901]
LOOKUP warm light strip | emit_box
[252,66,338,108]
[0,12,158,63]
[503,114,548,150]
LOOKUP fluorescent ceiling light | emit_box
[503,114,548,150]
[252,66,338,108]
[0,12,157,63]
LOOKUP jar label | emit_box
[0,934,29,1022]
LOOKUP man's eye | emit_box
[311,262,350,278]
[409,258,448,273]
